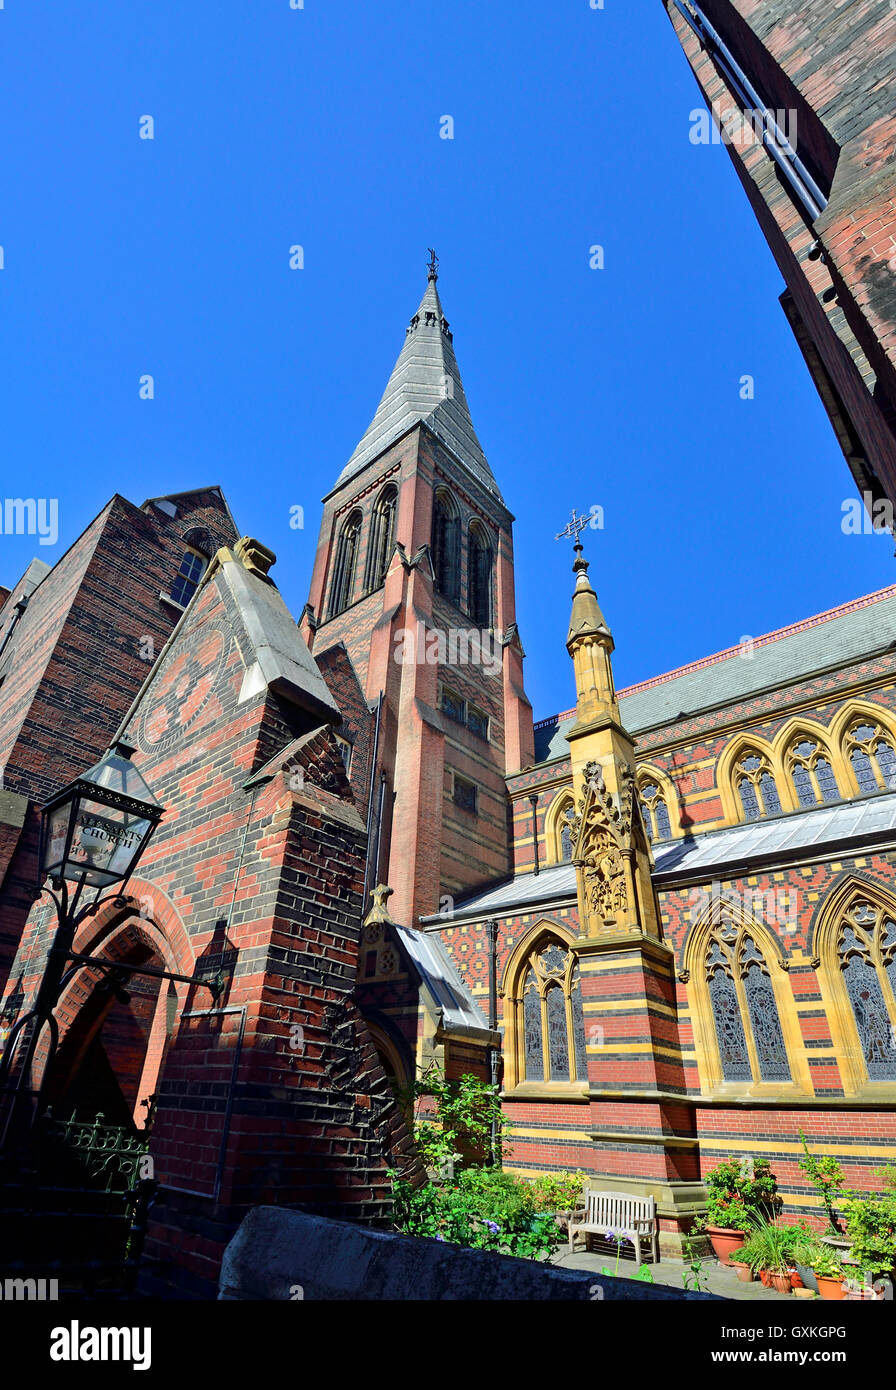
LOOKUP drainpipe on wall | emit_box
[485,917,499,1166]
[530,793,540,876]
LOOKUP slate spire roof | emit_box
[332,261,503,501]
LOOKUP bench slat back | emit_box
[584,1190,655,1229]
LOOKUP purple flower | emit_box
[605,1229,615,1240]
[485,1220,500,1234]
[435,1234,445,1242]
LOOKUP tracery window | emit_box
[734,750,782,821]
[559,803,576,862]
[431,490,460,604]
[517,938,588,1084]
[468,521,493,627]
[329,509,362,617]
[639,781,672,842]
[364,485,397,593]
[705,916,790,1083]
[785,737,840,808]
[845,720,896,795]
[837,900,896,1081]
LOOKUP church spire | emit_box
[331,256,503,501]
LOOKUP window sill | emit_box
[159,590,188,612]
[503,1082,589,1102]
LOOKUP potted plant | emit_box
[812,1247,846,1301]
[701,1157,781,1264]
[788,1227,823,1294]
[736,1220,793,1293]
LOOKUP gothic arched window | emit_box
[329,509,362,617]
[734,750,782,821]
[550,796,576,863]
[431,490,460,604]
[516,937,587,1085]
[845,720,896,795]
[639,781,672,842]
[364,484,398,593]
[785,737,841,808]
[468,521,493,628]
[705,916,790,1084]
[837,900,896,1081]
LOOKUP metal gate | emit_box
[0,1109,157,1300]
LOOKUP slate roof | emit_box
[331,272,503,502]
[419,792,896,923]
[533,585,896,761]
[394,923,497,1040]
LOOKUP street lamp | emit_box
[39,742,163,891]
[0,742,164,1148]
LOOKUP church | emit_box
[2,258,896,1292]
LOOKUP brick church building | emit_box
[4,236,896,1286]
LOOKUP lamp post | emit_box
[0,741,164,1148]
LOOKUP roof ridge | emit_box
[533,582,896,730]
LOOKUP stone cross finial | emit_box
[427,248,439,281]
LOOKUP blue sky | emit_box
[0,0,891,722]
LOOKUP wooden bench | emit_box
[567,1190,658,1264]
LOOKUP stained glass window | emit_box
[787,738,841,808]
[523,972,544,1082]
[364,485,398,593]
[735,751,780,821]
[704,920,791,1085]
[639,780,674,842]
[837,905,896,1081]
[546,986,570,1081]
[846,721,896,795]
[743,962,790,1080]
[517,937,587,1085]
[708,969,752,1081]
[556,801,575,862]
[468,522,492,627]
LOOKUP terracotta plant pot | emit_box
[769,1272,792,1295]
[790,1268,804,1289]
[731,1261,754,1283]
[759,1269,772,1286]
[816,1274,846,1301]
[707,1226,747,1265]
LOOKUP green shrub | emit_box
[388,1166,563,1261]
[840,1187,896,1277]
[529,1170,587,1213]
[797,1130,846,1235]
[391,1066,506,1171]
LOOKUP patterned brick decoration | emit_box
[3,544,421,1298]
[0,488,237,987]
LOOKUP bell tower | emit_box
[302,256,534,927]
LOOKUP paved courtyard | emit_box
[550,1244,794,1300]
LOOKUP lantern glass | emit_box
[40,746,162,889]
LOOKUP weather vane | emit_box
[555,508,590,547]
[427,247,439,280]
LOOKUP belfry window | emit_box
[846,720,896,795]
[364,485,398,593]
[705,918,790,1084]
[735,751,781,821]
[169,548,207,608]
[786,738,840,808]
[432,490,460,604]
[329,509,362,617]
[518,938,588,1085]
[837,900,896,1081]
[468,522,493,628]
